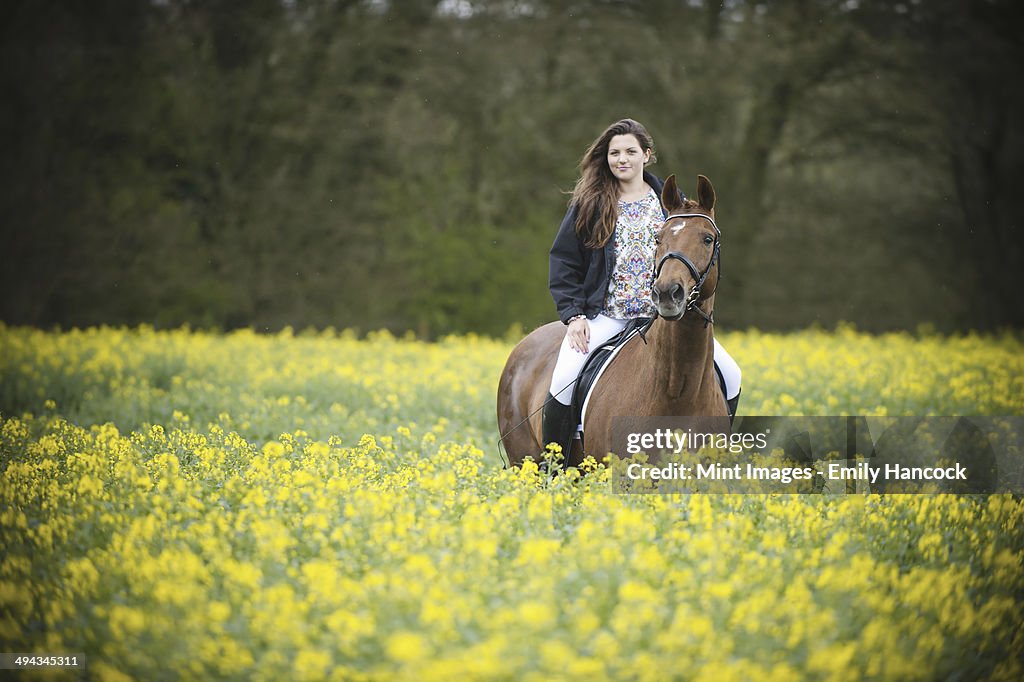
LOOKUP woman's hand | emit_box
[567,317,590,353]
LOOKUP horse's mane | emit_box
[682,198,700,210]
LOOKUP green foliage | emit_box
[1,0,1022,335]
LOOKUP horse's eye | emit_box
[703,235,714,245]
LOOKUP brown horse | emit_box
[497,174,727,467]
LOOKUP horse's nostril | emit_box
[653,283,685,305]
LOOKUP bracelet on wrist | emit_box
[567,314,586,324]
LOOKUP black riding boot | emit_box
[540,395,574,473]
[727,389,741,426]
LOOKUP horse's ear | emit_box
[661,174,684,214]
[696,174,716,212]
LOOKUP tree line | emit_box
[1,0,1021,337]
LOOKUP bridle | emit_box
[652,212,721,327]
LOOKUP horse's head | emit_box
[651,174,720,322]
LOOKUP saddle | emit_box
[568,317,729,438]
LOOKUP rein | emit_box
[651,212,721,327]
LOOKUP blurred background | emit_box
[1,0,1021,338]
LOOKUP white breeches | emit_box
[713,337,742,400]
[548,313,742,405]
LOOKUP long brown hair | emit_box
[570,119,657,248]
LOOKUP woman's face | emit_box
[607,134,650,184]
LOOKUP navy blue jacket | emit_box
[549,171,683,324]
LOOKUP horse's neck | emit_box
[647,305,715,400]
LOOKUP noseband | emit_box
[652,212,721,327]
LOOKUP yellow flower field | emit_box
[1,323,1023,680]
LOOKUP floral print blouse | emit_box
[603,188,662,319]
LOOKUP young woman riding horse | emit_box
[542,119,742,467]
